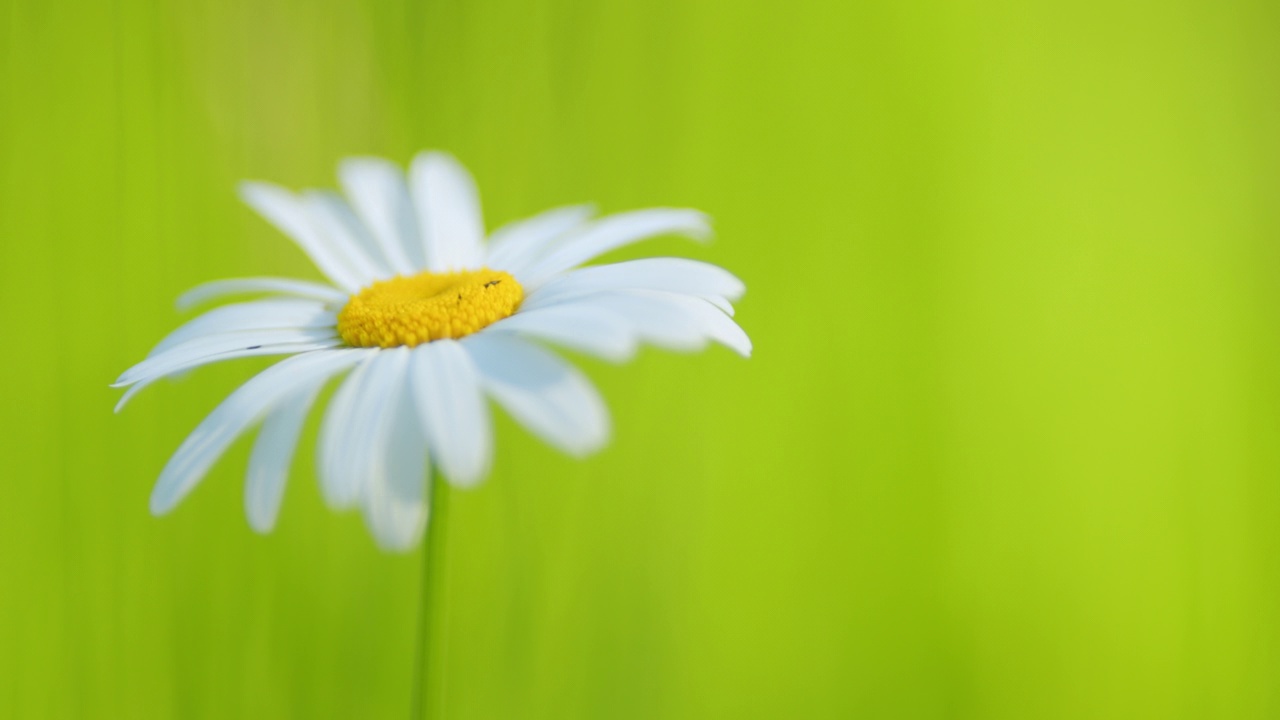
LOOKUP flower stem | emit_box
[411,473,449,719]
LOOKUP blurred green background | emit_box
[3,0,1280,717]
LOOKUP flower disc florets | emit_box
[337,268,522,348]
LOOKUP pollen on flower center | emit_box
[337,268,523,348]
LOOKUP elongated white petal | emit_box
[117,328,341,387]
[316,352,374,508]
[700,295,735,316]
[245,382,324,533]
[149,350,364,515]
[522,287,739,319]
[303,190,392,283]
[657,292,752,357]
[114,342,342,413]
[363,360,428,551]
[239,182,365,292]
[591,290,752,357]
[317,349,408,508]
[488,305,637,362]
[146,300,336,358]
[114,380,155,413]
[409,340,492,487]
[485,205,595,273]
[176,278,347,311]
[462,334,610,457]
[521,258,745,314]
[410,151,485,271]
[485,205,595,272]
[517,209,712,289]
[338,157,421,274]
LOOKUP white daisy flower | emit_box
[115,152,750,551]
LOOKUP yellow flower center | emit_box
[337,268,523,348]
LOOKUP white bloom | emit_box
[115,152,750,551]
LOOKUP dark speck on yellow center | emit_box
[337,268,523,348]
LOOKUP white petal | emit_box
[149,349,364,515]
[521,258,745,313]
[316,349,408,508]
[114,380,154,413]
[591,290,752,357]
[410,151,486,271]
[244,382,323,533]
[485,205,595,273]
[488,305,637,362]
[661,292,752,357]
[338,157,422,274]
[516,209,712,289]
[117,328,342,387]
[239,182,366,292]
[462,333,610,457]
[409,340,492,488]
[700,295,735,316]
[589,291,703,351]
[114,342,342,413]
[176,277,347,311]
[146,299,336,358]
[302,190,392,283]
[362,364,429,551]
[316,351,375,508]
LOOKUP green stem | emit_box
[411,473,449,719]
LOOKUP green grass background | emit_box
[3,0,1280,717]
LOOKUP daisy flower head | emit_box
[115,152,750,551]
